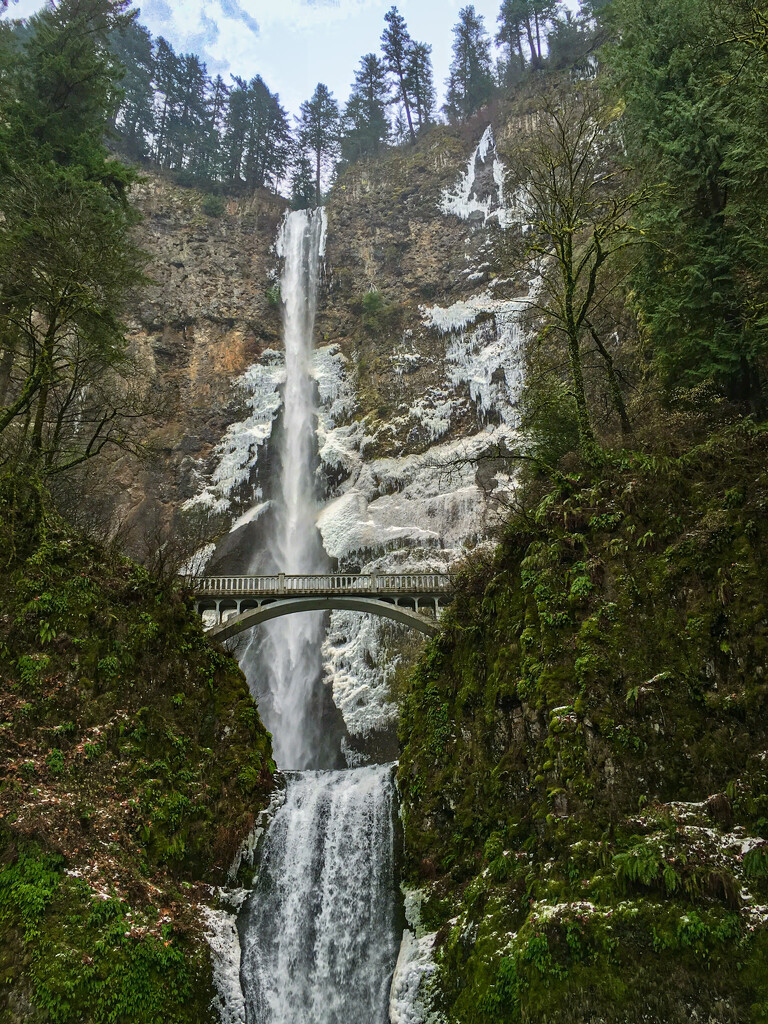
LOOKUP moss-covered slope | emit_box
[0,481,274,1023]
[399,420,768,1023]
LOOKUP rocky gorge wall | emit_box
[118,116,535,747]
[112,178,287,548]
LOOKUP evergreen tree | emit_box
[152,36,180,167]
[290,153,317,210]
[0,0,147,475]
[381,6,416,144]
[6,0,133,175]
[224,76,249,184]
[498,0,561,69]
[111,18,154,159]
[608,0,768,406]
[242,76,292,190]
[406,42,436,130]
[297,83,339,205]
[342,53,390,162]
[167,52,209,172]
[202,74,229,181]
[444,6,494,122]
[497,0,528,81]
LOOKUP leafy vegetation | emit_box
[0,477,274,1020]
[399,424,768,1020]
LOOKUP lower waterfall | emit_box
[239,766,399,1024]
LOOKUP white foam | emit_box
[203,904,247,1024]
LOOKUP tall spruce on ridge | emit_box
[381,6,417,144]
[297,83,340,205]
[444,6,494,122]
[342,53,390,162]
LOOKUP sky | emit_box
[5,0,579,120]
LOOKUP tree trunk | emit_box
[567,331,600,462]
[31,326,57,453]
[589,327,632,435]
[399,77,416,144]
[534,10,543,64]
[0,346,13,409]
[524,19,538,67]
[315,149,322,207]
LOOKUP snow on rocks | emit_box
[440,125,513,229]
[184,351,284,514]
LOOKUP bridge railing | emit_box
[189,573,453,597]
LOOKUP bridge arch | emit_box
[206,596,441,640]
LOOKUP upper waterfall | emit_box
[248,208,334,770]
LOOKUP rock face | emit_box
[113,177,286,548]
[115,118,534,743]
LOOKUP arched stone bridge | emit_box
[189,573,453,639]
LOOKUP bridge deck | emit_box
[190,573,453,599]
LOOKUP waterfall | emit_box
[247,208,333,770]
[240,765,399,1024]
[235,210,401,1024]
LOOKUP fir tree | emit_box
[0,0,147,475]
[111,18,154,159]
[291,153,317,210]
[381,6,416,144]
[444,6,494,122]
[242,77,292,190]
[342,53,390,162]
[406,42,436,130]
[297,83,339,205]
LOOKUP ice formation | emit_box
[389,889,443,1024]
[203,901,248,1024]
[183,351,284,514]
[440,125,513,229]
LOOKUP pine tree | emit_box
[406,42,436,130]
[290,153,317,210]
[342,53,390,162]
[381,7,416,144]
[111,18,155,159]
[444,6,494,122]
[297,83,339,205]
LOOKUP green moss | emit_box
[399,423,768,1022]
[0,477,274,1021]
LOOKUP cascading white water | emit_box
[254,208,330,770]
[240,765,399,1024]
[236,210,401,1024]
